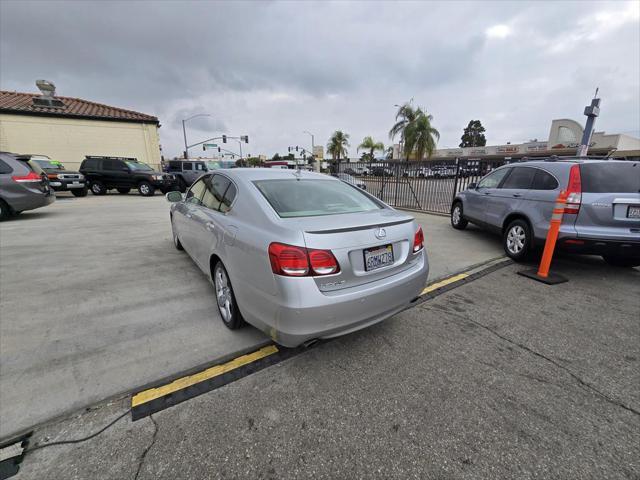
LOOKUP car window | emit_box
[501,167,536,189]
[254,179,382,218]
[581,162,640,193]
[478,168,509,189]
[202,174,231,211]
[103,159,124,171]
[531,169,559,190]
[183,162,193,171]
[83,158,98,169]
[0,159,13,174]
[220,182,237,213]
[186,177,207,205]
[194,163,207,171]
[168,161,181,172]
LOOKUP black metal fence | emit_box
[336,159,508,214]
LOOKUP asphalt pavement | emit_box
[14,257,640,480]
[0,193,503,439]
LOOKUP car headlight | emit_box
[78,174,85,180]
[152,174,164,180]
[57,174,65,179]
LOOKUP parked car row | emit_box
[450,157,640,268]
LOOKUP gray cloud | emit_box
[1,0,638,158]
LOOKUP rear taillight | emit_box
[268,243,339,277]
[308,249,339,275]
[564,164,582,214]
[413,226,424,253]
[12,171,41,183]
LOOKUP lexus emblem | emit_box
[375,228,387,240]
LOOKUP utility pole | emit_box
[577,89,601,157]
[181,113,211,159]
[303,131,317,172]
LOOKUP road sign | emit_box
[203,143,218,150]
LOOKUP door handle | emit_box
[483,192,491,195]
[186,213,192,219]
[512,193,522,198]
[206,222,215,231]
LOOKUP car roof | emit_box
[219,168,335,183]
[514,157,632,166]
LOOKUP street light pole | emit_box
[181,113,211,159]
[303,131,317,172]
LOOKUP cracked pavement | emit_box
[15,257,640,479]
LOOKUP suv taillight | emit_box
[12,171,41,183]
[269,243,339,277]
[413,226,424,253]
[564,164,582,214]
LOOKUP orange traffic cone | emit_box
[518,190,569,284]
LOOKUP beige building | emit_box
[0,82,161,171]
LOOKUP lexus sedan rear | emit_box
[167,169,429,347]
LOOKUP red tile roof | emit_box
[0,90,159,124]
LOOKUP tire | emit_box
[177,177,188,193]
[213,261,245,330]
[603,255,640,268]
[138,181,155,197]
[451,202,468,230]
[72,187,88,197]
[90,181,107,195]
[117,188,131,195]
[0,199,11,221]
[503,219,532,261]
[171,218,184,251]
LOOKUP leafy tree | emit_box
[357,136,384,164]
[459,120,486,147]
[326,130,350,164]
[390,101,440,161]
[272,153,281,161]
[384,146,394,160]
[246,157,263,167]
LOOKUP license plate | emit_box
[628,206,640,218]
[72,181,80,184]
[364,244,394,272]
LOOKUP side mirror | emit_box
[468,182,478,190]
[166,191,183,203]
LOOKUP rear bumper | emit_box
[558,237,640,257]
[267,251,429,347]
[8,190,55,213]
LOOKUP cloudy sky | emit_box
[1,0,639,159]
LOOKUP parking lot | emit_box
[12,256,640,480]
[0,192,505,440]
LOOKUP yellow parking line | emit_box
[421,273,469,296]
[131,345,279,407]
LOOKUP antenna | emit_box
[594,87,599,99]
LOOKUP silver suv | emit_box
[451,158,640,267]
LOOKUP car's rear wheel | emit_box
[138,181,155,197]
[90,181,107,195]
[451,202,468,230]
[213,261,245,330]
[503,219,531,261]
[72,187,88,197]
[0,199,11,221]
[171,219,184,251]
[117,188,131,195]
[603,255,640,268]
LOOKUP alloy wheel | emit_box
[506,225,526,254]
[452,206,461,225]
[214,265,233,323]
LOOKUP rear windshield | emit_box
[581,162,640,193]
[34,159,64,170]
[254,179,382,218]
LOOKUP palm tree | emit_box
[405,111,440,161]
[357,136,384,164]
[326,130,350,165]
[389,101,439,161]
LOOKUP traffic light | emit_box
[218,147,221,153]
[222,135,227,143]
[244,135,249,143]
[295,146,299,152]
[203,145,206,151]
[288,147,291,152]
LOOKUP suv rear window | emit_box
[581,162,640,193]
[83,158,99,169]
[254,179,381,218]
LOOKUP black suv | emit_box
[79,156,177,196]
[30,155,88,197]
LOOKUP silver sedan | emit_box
[166,168,429,347]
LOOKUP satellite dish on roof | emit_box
[36,80,56,98]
